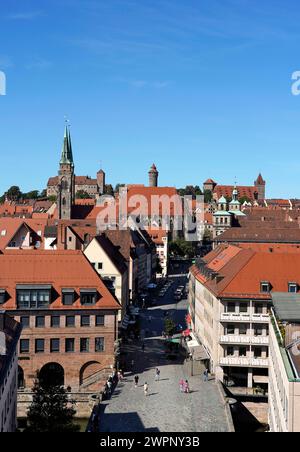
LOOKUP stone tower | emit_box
[254,174,266,201]
[97,169,106,195]
[57,125,75,220]
[149,164,158,187]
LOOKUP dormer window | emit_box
[288,282,298,293]
[261,282,270,293]
[0,289,6,305]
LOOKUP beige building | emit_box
[84,235,129,320]
[0,312,21,432]
[269,294,300,432]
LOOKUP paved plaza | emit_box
[99,277,230,433]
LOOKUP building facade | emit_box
[0,312,21,432]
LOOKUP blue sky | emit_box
[1,0,300,197]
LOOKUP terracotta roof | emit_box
[0,218,48,249]
[192,244,300,300]
[0,250,120,311]
[204,179,216,184]
[214,185,258,201]
[215,227,300,244]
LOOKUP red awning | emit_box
[185,313,191,324]
[182,329,191,337]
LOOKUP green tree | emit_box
[239,196,251,205]
[47,195,57,203]
[26,379,80,433]
[169,239,195,258]
[164,318,176,336]
[23,190,39,200]
[76,190,92,199]
[6,186,22,201]
[105,184,114,196]
[203,190,213,203]
[115,183,125,193]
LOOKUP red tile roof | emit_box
[0,250,120,311]
[214,185,258,201]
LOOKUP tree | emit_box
[6,186,21,201]
[239,196,251,205]
[76,190,92,199]
[178,186,202,199]
[169,239,195,258]
[23,190,39,200]
[47,195,57,203]
[105,184,114,196]
[165,318,176,336]
[26,379,80,433]
[115,183,125,193]
[203,190,213,203]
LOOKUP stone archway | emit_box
[79,361,107,388]
[39,362,65,388]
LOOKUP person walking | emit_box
[107,380,112,396]
[184,380,190,394]
[134,375,139,388]
[179,379,184,393]
[144,382,149,396]
[204,368,209,382]
[155,368,160,381]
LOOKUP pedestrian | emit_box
[134,375,139,388]
[184,380,190,394]
[141,342,145,352]
[107,380,112,396]
[155,368,160,381]
[179,379,184,393]
[204,368,209,382]
[117,370,122,381]
[144,382,149,396]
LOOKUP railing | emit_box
[220,313,269,323]
[220,335,269,345]
[219,357,269,367]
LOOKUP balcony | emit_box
[220,335,269,345]
[219,357,269,368]
[220,312,269,323]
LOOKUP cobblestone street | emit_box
[100,277,230,433]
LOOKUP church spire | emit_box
[60,124,74,166]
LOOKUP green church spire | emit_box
[60,124,74,166]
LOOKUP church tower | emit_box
[149,164,159,187]
[57,125,75,220]
[254,174,266,201]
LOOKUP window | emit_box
[0,290,6,305]
[35,316,45,328]
[226,325,235,335]
[20,316,30,329]
[80,338,90,353]
[260,282,270,293]
[95,337,105,352]
[81,316,90,327]
[226,347,234,357]
[65,338,75,353]
[289,283,298,293]
[239,304,248,313]
[66,316,75,328]
[35,339,45,353]
[255,304,263,314]
[226,303,235,313]
[96,315,105,326]
[17,288,51,309]
[20,339,30,354]
[80,290,97,305]
[239,324,247,335]
[97,263,103,270]
[51,316,60,328]
[62,290,75,306]
[254,347,262,358]
[254,326,263,336]
[50,339,60,353]
[239,347,247,357]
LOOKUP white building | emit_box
[0,311,21,432]
[269,293,300,432]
